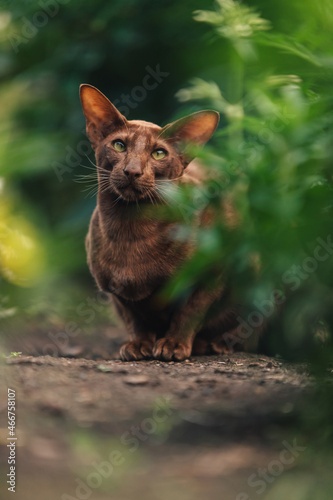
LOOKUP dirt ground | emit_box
[0,326,326,500]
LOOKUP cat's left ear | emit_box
[160,110,219,159]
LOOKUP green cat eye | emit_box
[113,140,126,152]
[152,149,167,160]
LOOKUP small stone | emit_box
[124,375,150,385]
[59,345,84,358]
[97,364,128,374]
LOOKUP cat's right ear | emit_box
[79,84,127,150]
[159,110,219,162]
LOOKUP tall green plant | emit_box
[166,0,333,364]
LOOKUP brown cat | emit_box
[80,83,246,361]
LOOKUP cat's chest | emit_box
[94,227,187,300]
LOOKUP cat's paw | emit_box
[211,335,236,355]
[211,341,235,355]
[210,327,240,355]
[119,340,154,361]
[153,338,192,362]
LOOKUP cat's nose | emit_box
[124,164,143,181]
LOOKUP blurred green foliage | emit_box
[0,0,333,368]
[164,0,333,367]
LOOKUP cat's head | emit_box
[80,84,219,202]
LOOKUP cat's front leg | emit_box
[153,288,221,362]
[112,296,156,361]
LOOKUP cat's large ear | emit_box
[160,110,219,159]
[80,84,127,150]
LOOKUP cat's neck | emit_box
[97,189,161,241]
